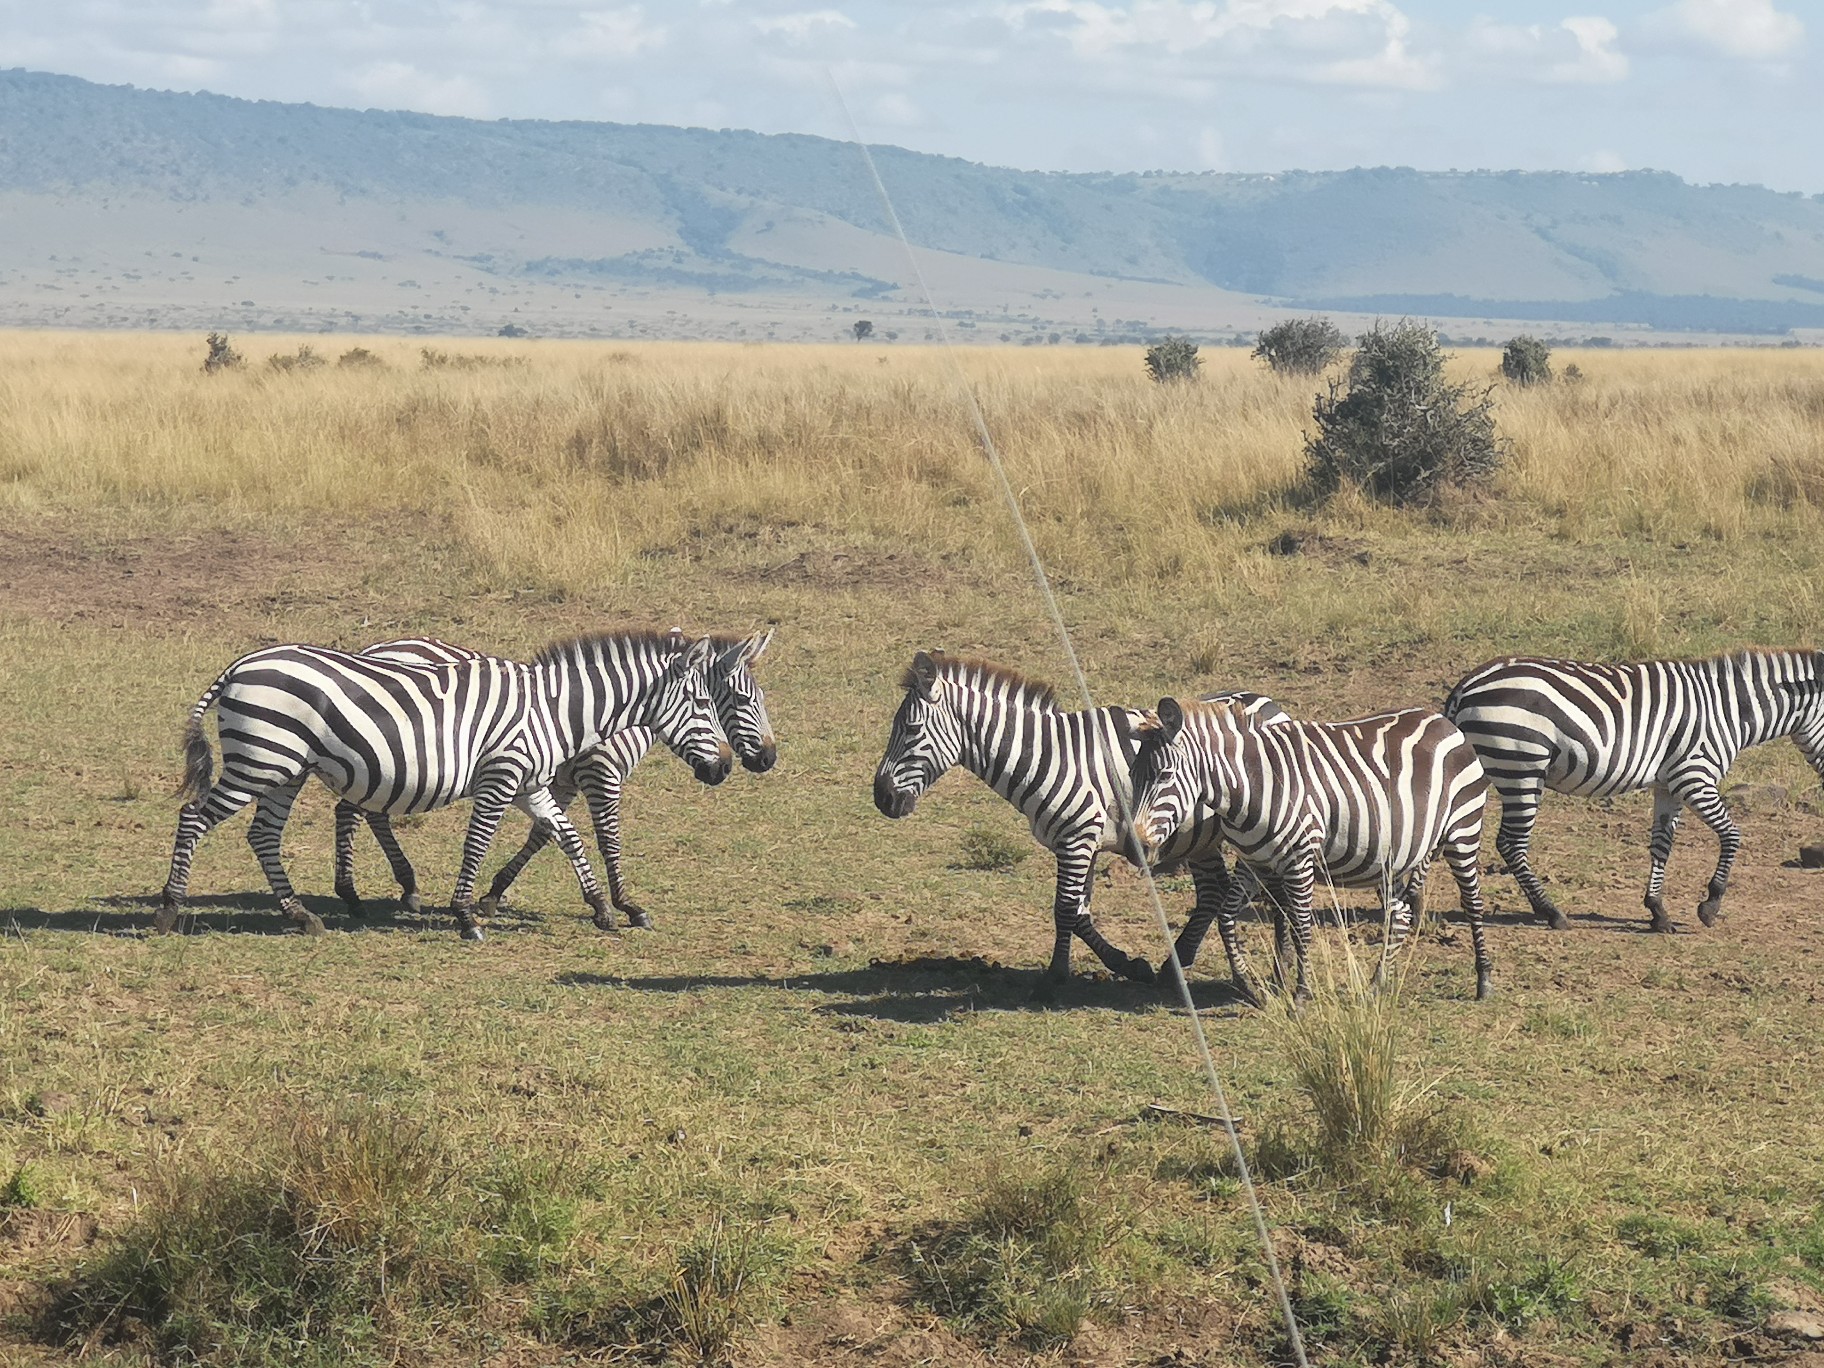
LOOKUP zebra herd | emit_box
[161,631,1824,1005]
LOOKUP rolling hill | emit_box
[3,67,1823,340]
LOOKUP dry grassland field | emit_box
[4,332,1824,1367]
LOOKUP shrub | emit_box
[907,1159,1117,1348]
[1561,362,1585,384]
[336,347,385,370]
[1305,320,1507,506]
[958,826,1029,872]
[1253,318,1347,375]
[2,1162,44,1209]
[1500,335,1553,386]
[201,333,242,374]
[51,1104,495,1364]
[266,345,325,373]
[1143,336,1202,384]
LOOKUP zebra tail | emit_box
[175,668,230,804]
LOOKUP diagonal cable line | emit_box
[827,72,1309,1368]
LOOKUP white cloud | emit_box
[868,90,923,126]
[1581,149,1628,172]
[568,7,667,59]
[1000,0,1440,89]
[1466,16,1627,85]
[344,61,492,116]
[1197,125,1227,169]
[1649,0,1803,60]
[754,9,857,43]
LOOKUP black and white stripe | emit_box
[334,631,777,926]
[871,651,1285,984]
[158,630,732,939]
[1444,649,1824,931]
[1130,699,1492,1003]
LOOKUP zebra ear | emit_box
[738,627,774,667]
[1133,710,1163,734]
[910,651,939,701]
[1156,697,1185,744]
[680,636,715,672]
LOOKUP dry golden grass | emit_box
[5,330,1824,1366]
[5,331,1819,598]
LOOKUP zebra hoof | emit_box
[335,883,363,912]
[1696,898,1723,928]
[1475,972,1493,1002]
[591,911,619,934]
[1542,910,1571,931]
[619,902,654,930]
[152,903,179,935]
[459,923,485,943]
[477,895,500,919]
[1123,956,1156,985]
[298,911,326,936]
[1649,913,1676,934]
[401,892,423,915]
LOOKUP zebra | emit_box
[333,630,777,927]
[1443,649,1824,933]
[1128,698,1493,1004]
[157,629,732,940]
[871,650,1286,986]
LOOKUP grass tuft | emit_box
[956,825,1030,872]
[49,1102,491,1365]
[907,1157,1119,1348]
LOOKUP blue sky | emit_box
[2,0,1815,189]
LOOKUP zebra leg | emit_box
[584,770,652,929]
[1491,781,1571,930]
[1210,872,1270,1008]
[1643,785,1683,932]
[451,775,517,942]
[363,811,423,915]
[1280,860,1318,1008]
[516,787,614,931]
[1682,781,1741,928]
[479,773,576,918]
[333,802,364,915]
[1047,846,1154,985]
[1160,854,1231,984]
[245,780,323,935]
[1373,889,1416,992]
[157,783,256,933]
[1442,843,1495,1000]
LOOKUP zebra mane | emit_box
[532,628,687,669]
[907,653,1059,712]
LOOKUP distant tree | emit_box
[852,319,874,342]
[1500,335,1553,386]
[337,347,385,370]
[1252,317,1346,375]
[202,332,243,374]
[266,344,325,373]
[1306,320,1507,506]
[1143,335,1201,384]
[497,323,529,338]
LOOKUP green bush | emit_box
[958,826,1029,872]
[1306,320,1507,506]
[201,333,242,374]
[50,1104,503,1365]
[1253,318,1347,375]
[1500,335,1553,386]
[266,345,325,374]
[1143,336,1202,384]
[2,1162,44,1209]
[907,1160,1119,1348]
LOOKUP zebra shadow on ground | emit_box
[556,954,1258,1024]
[2,893,551,938]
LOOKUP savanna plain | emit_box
[3,333,1824,1367]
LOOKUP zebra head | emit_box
[873,650,964,819]
[709,629,778,774]
[647,636,734,786]
[1128,697,1206,864]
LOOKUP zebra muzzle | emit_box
[873,774,916,818]
[743,737,779,774]
[694,746,734,786]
